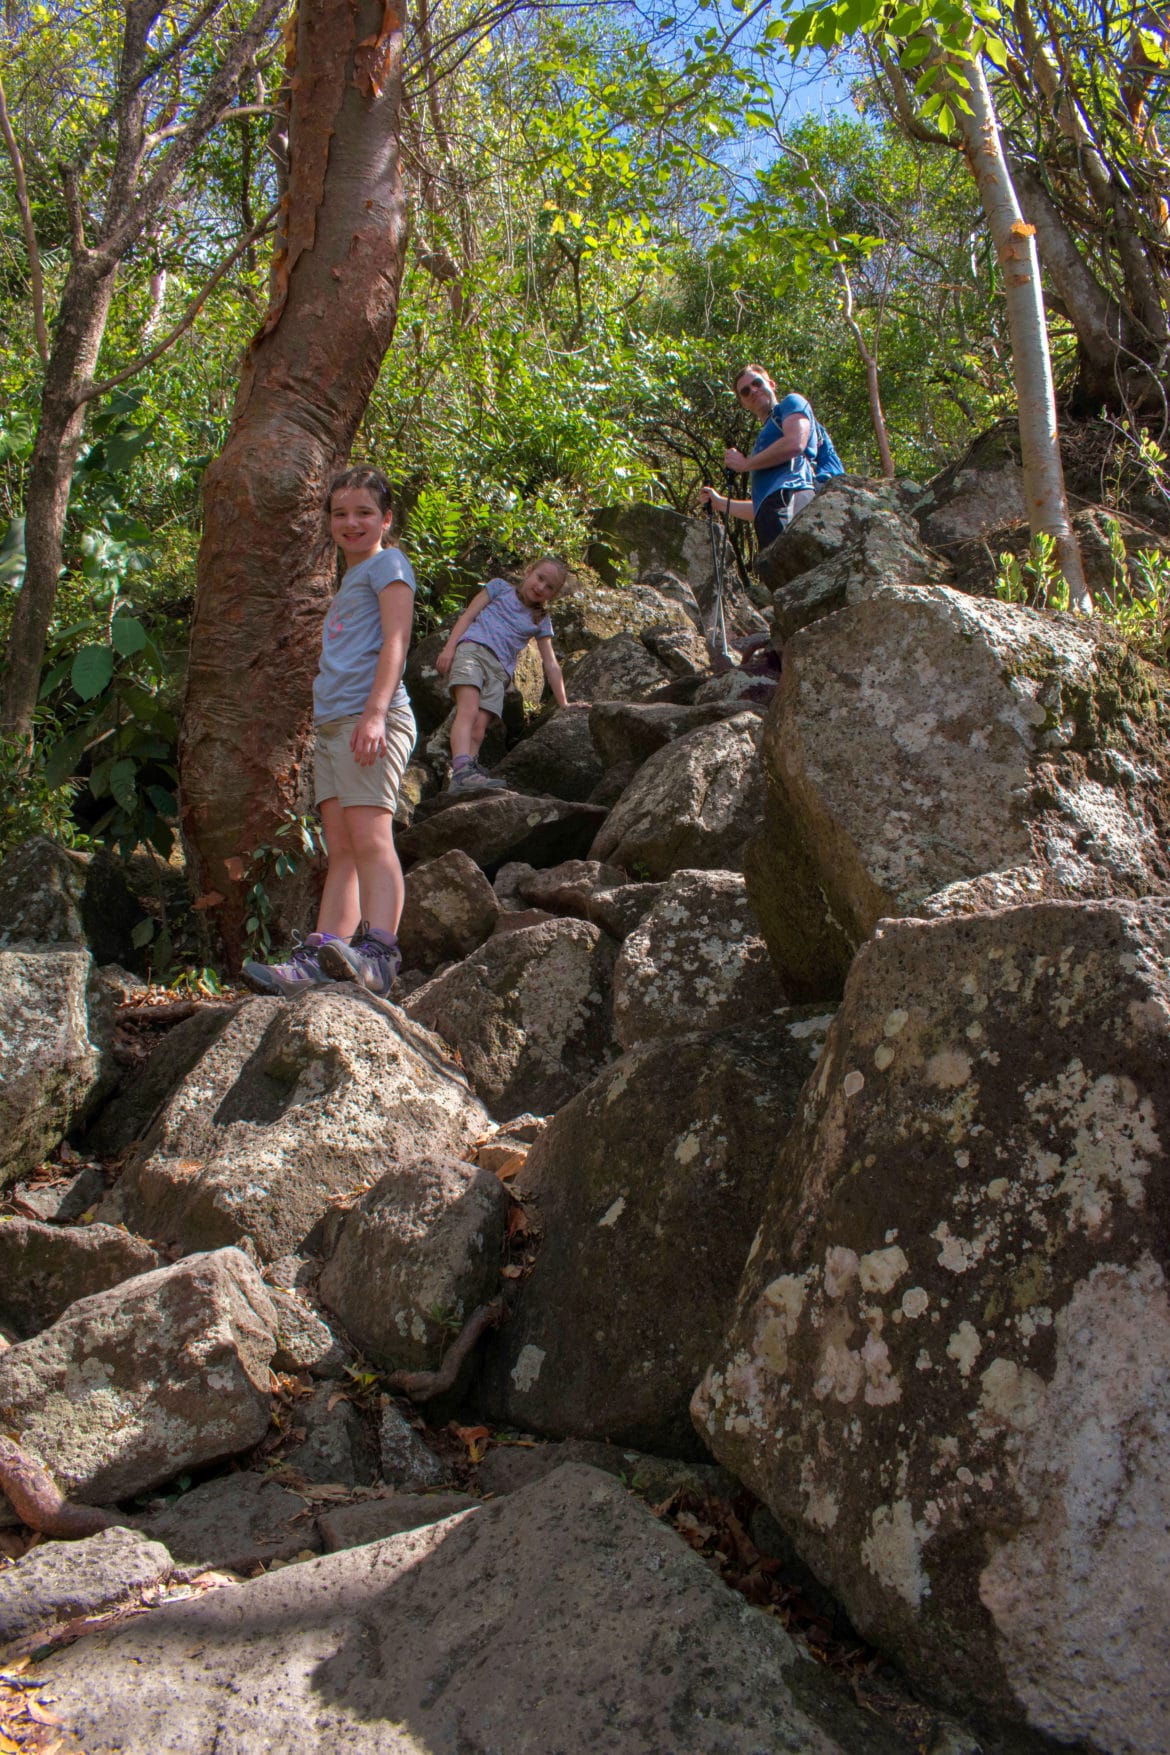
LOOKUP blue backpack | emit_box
[812,418,844,482]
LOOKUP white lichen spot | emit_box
[932,1222,985,1273]
[814,1342,864,1404]
[946,1321,982,1379]
[843,1069,865,1098]
[674,1132,701,1165]
[824,1247,859,1300]
[861,1501,930,1608]
[757,1274,808,1374]
[915,1348,933,1371]
[902,1287,930,1320]
[926,1049,973,1089]
[510,1344,546,1393]
[859,1245,909,1295]
[987,1178,1009,1201]
[874,1043,896,1071]
[598,1195,626,1228]
[800,1462,840,1531]
[862,1333,901,1405]
[883,1009,910,1038]
[955,1150,970,1169]
[978,1356,1044,1431]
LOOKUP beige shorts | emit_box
[446,641,511,719]
[313,705,416,811]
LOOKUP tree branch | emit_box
[145,100,275,150]
[0,1437,118,1539]
[385,1299,506,1401]
[80,200,279,403]
[0,73,48,363]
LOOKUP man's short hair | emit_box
[732,363,776,392]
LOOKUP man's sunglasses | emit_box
[736,377,768,399]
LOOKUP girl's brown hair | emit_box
[327,466,394,521]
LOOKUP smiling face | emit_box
[330,487,393,565]
[519,560,566,611]
[734,368,777,424]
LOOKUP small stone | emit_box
[378,1406,447,1490]
[0,1525,172,1659]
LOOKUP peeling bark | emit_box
[180,0,409,961]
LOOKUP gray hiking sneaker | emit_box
[241,933,334,997]
[316,923,402,997]
[447,759,505,794]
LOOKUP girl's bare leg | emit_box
[315,796,361,937]
[344,804,403,934]
[450,686,483,760]
[468,706,493,761]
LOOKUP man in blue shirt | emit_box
[699,366,841,548]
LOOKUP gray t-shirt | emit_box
[313,546,417,723]
[456,577,553,679]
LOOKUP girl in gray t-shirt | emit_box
[243,466,416,999]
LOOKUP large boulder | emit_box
[397,791,607,877]
[38,1464,904,1755]
[104,991,489,1261]
[0,947,117,1186]
[563,631,672,702]
[317,1155,510,1372]
[405,919,617,1120]
[911,426,1029,551]
[0,835,147,966]
[694,898,1170,1752]
[554,574,702,652]
[476,1009,835,1454]
[613,869,781,1048]
[515,859,663,941]
[0,1526,173,1661]
[746,584,1170,999]
[397,849,499,976]
[492,706,604,801]
[588,699,760,770]
[591,711,766,879]
[0,1218,160,1337]
[0,1247,276,1505]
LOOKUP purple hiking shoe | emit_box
[316,922,402,997]
[241,932,337,997]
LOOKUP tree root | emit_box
[385,1299,506,1402]
[0,1437,118,1538]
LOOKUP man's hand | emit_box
[723,447,748,472]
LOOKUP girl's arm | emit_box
[435,588,491,676]
[536,635,571,709]
[351,583,415,766]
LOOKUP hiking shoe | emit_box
[447,759,506,795]
[241,933,334,997]
[316,922,401,997]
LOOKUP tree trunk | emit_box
[949,54,1090,608]
[179,0,409,961]
[0,259,116,736]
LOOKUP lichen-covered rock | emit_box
[82,1002,241,1159]
[588,699,759,770]
[755,476,936,592]
[763,489,945,644]
[554,574,701,651]
[0,1526,173,1660]
[103,992,489,1261]
[0,837,147,966]
[563,631,672,702]
[493,706,603,801]
[38,1464,906,1755]
[591,712,766,879]
[397,849,499,975]
[613,869,781,1048]
[317,1155,509,1372]
[397,790,607,877]
[0,1247,276,1504]
[406,918,616,1121]
[379,1405,447,1489]
[641,619,711,677]
[475,1008,835,1454]
[0,947,116,1186]
[278,1381,379,1488]
[912,431,1028,549]
[694,898,1170,1752]
[746,584,1170,999]
[0,1218,160,1338]
[515,858,663,941]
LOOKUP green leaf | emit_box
[71,645,115,701]
[0,517,26,586]
[147,785,178,818]
[131,917,156,948]
[103,421,157,474]
[111,615,147,656]
[109,758,138,812]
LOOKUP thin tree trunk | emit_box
[949,54,1090,608]
[180,0,409,961]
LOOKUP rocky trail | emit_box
[0,467,1167,1753]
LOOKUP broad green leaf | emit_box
[111,614,147,656]
[71,645,115,701]
[0,517,26,586]
[131,917,156,948]
[109,759,138,812]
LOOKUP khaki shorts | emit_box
[446,641,511,719]
[313,705,416,811]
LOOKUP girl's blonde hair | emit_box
[525,554,570,591]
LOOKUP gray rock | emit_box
[38,1463,905,1755]
[397,791,607,877]
[0,1217,161,1338]
[755,475,941,596]
[397,849,499,976]
[591,712,766,879]
[317,1491,477,1552]
[318,1155,509,1373]
[379,1405,448,1489]
[82,1002,242,1159]
[554,575,702,652]
[694,898,1170,1751]
[0,947,116,1187]
[406,918,617,1121]
[104,990,489,1261]
[134,1472,317,1573]
[588,699,757,770]
[0,1525,172,1660]
[280,1382,379,1488]
[641,619,712,677]
[913,432,1029,549]
[12,1164,104,1223]
[0,1247,277,1505]
[746,584,1170,999]
[475,1438,739,1507]
[613,869,781,1048]
[516,859,663,941]
[493,706,604,801]
[563,631,672,702]
[476,1009,834,1455]
[0,837,147,967]
[267,1285,349,1378]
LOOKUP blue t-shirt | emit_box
[457,577,553,679]
[313,546,417,723]
[750,393,816,513]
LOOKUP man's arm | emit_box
[698,485,754,521]
[725,409,811,474]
